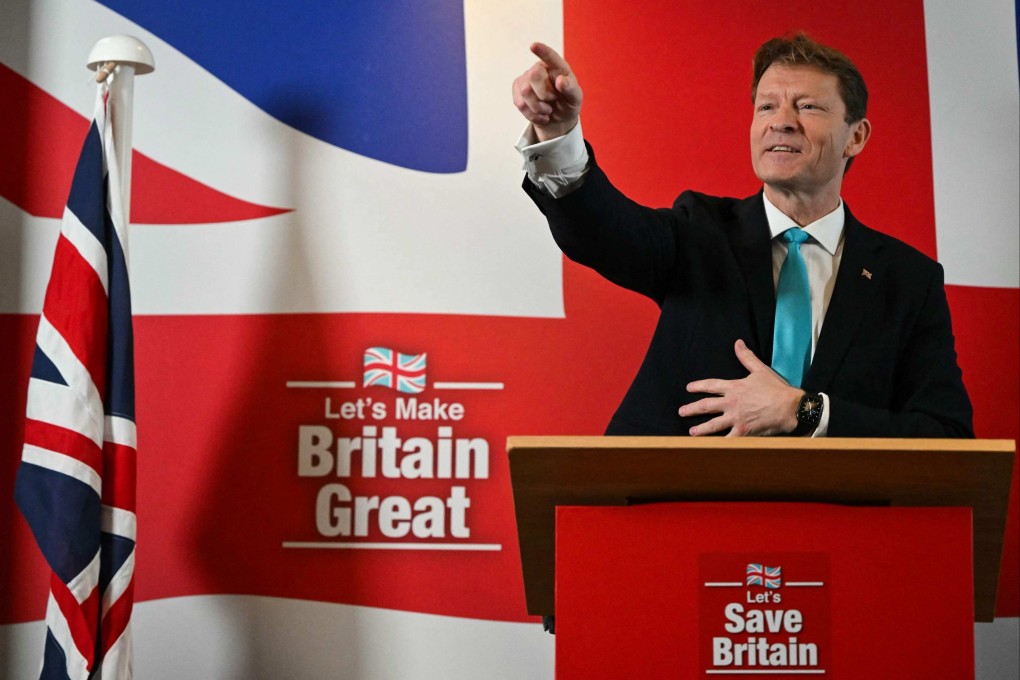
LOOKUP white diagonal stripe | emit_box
[21,445,101,496]
[104,415,137,448]
[99,625,133,680]
[43,591,90,680]
[60,206,109,295]
[102,505,137,542]
[65,551,100,606]
[25,378,103,449]
[34,314,104,441]
[100,548,135,619]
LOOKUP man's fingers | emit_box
[526,64,557,101]
[678,396,725,418]
[553,73,583,105]
[530,41,571,74]
[512,74,555,123]
[515,84,553,115]
[689,414,731,437]
[512,96,549,124]
[529,42,582,105]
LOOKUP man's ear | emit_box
[844,117,872,159]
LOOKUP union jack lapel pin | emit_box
[862,268,873,280]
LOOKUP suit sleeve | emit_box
[826,263,974,438]
[522,145,684,303]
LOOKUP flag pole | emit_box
[86,35,155,233]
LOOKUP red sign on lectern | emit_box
[555,503,974,679]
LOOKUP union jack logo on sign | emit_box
[363,347,427,393]
[747,563,782,589]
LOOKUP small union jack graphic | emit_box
[747,563,782,589]
[363,347,427,393]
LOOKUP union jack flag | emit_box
[747,563,782,589]
[363,347,427,393]
[14,80,137,679]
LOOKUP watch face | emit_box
[799,394,822,425]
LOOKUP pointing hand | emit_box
[512,42,583,142]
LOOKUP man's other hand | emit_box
[679,339,803,437]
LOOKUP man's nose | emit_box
[769,105,798,131]
[769,120,795,132]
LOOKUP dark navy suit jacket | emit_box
[524,147,973,438]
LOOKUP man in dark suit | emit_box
[511,34,972,440]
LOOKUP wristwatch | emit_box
[794,392,823,435]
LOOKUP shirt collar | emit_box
[762,192,845,256]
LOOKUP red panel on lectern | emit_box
[556,503,973,679]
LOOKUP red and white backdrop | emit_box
[1,0,1016,677]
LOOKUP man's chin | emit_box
[758,175,800,193]
[753,162,800,185]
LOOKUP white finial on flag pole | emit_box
[85,35,155,229]
[87,35,155,79]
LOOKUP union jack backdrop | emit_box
[14,80,137,679]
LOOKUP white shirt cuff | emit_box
[515,121,589,198]
[810,392,831,437]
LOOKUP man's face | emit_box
[750,64,868,198]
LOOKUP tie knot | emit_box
[783,228,809,245]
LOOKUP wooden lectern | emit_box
[507,437,1014,678]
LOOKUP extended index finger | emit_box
[530,41,571,74]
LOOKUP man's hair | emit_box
[751,33,868,125]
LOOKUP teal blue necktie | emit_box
[772,228,811,387]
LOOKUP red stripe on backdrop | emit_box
[948,284,1020,615]
[1,281,1016,624]
[43,236,108,395]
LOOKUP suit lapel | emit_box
[804,206,885,392]
[731,193,776,362]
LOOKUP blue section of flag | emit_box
[30,344,67,385]
[66,122,108,241]
[15,462,102,585]
[41,630,73,680]
[97,0,468,173]
[105,208,135,421]
[98,532,135,594]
